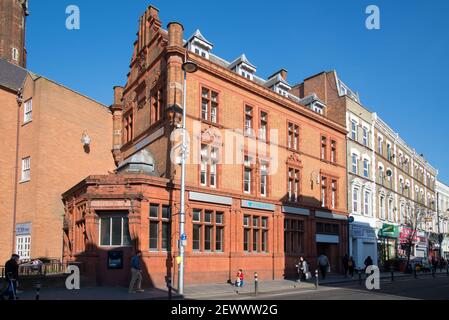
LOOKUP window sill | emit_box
[287,148,300,154]
[22,120,32,127]
[242,251,270,255]
[200,119,221,128]
[98,245,133,248]
[19,179,31,184]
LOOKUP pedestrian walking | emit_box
[296,256,308,282]
[1,254,20,300]
[431,256,438,273]
[348,256,356,278]
[317,253,330,280]
[342,254,349,278]
[364,256,373,271]
[129,251,144,294]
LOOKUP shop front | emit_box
[414,231,429,259]
[442,236,449,259]
[377,224,399,268]
[428,233,441,258]
[350,223,378,269]
[398,226,418,258]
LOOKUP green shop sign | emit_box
[378,224,399,238]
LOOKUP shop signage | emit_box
[352,225,376,239]
[189,192,232,206]
[241,200,275,211]
[16,223,31,236]
[378,224,399,238]
[399,226,418,244]
[316,234,340,244]
[315,211,348,221]
[282,206,309,216]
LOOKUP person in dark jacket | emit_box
[129,251,144,293]
[3,254,20,299]
[348,256,356,278]
[364,256,373,270]
[342,254,349,278]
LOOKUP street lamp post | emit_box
[178,59,198,296]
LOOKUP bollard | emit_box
[35,282,41,301]
[254,272,259,296]
[167,276,172,300]
[315,270,319,289]
[390,266,394,282]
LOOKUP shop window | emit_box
[192,209,224,252]
[284,219,304,254]
[99,213,132,247]
[316,222,339,235]
[243,214,268,253]
[149,204,171,251]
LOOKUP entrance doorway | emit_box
[317,243,339,273]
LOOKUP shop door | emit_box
[317,243,339,273]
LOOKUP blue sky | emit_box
[27,0,449,183]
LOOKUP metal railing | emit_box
[0,262,69,279]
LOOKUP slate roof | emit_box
[0,59,28,92]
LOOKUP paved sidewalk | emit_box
[183,270,449,300]
[17,286,178,300]
[14,270,448,300]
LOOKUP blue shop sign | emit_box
[241,200,275,211]
[16,223,32,236]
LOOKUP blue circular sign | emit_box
[348,216,355,223]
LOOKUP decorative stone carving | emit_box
[201,127,222,146]
[287,153,302,166]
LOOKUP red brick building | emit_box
[62,6,349,288]
[0,0,28,67]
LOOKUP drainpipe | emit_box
[12,89,23,255]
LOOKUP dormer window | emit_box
[241,70,253,80]
[298,94,326,115]
[311,102,325,115]
[275,86,289,97]
[266,70,291,98]
[229,54,256,81]
[186,29,213,60]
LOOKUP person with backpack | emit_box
[348,256,356,278]
[317,253,330,280]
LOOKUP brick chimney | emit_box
[280,69,288,81]
[166,22,185,109]
[111,86,124,166]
